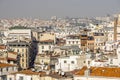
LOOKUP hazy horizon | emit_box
[0,0,120,19]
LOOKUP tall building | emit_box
[7,41,31,69]
[114,14,120,41]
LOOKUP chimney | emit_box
[18,35,20,42]
[61,71,65,77]
[46,70,50,75]
[84,69,90,77]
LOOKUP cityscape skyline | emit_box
[1,1,120,80]
[0,0,120,19]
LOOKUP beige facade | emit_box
[92,32,107,52]
[32,30,39,41]
[114,14,120,41]
[7,52,17,60]
[87,36,94,52]
[34,54,50,70]
[7,41,30,69]
[0,63,18,80]
[39,32,56,43]
[38,40,54,54]
[80,34,87,52]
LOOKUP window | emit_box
[69,41,70,44]
[42,46,44,49]
[42,50,44,52]
[110,59,113,64]
[73,41,74,44]
[76,41,78,44]
[17,49,19,52]
[1,68,2,72]
[71,61,74,64]
[22,54,24,57]
[26,49,28,53]
[9,78,12,80]
[19,76,23,80]
[6,67,8,71]
[22,59,24,62]
[49,46,51,49]
[22,49,24,52]
[84,61,86,63]
[64,60,67,63]
[12,67,14,71]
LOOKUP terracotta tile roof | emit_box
[74,66,120,78]
[0,58,6,60]
[7,57,17,61]
[0,63,17,68]
[74,66,87,75]
[40,39,54,42]
[8,52,17,55]
[49,73,63,79]
[0,45,6,49]
[14,70,46,75]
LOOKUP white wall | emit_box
[55,55,79,72]
[38,44,54,54]
[16,74,32,80]
[116,45,120,67]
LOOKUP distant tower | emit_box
[114,17,118,41]
[114,14,120,41]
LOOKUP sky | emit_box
[0,0,120,19]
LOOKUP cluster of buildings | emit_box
[0,17,70,30]
[0,14,120,80]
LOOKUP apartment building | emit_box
[34,54,50,70]
[0,63,18,80]
[114,14,120,41]
[116,44,120,67]
[39,32,56,43]
[55,55,84,72]
[93,32,107,52]
[7,41,31,69]
[0,45,17,64]
[87,36,94,52]
[38,40,54,54]
[5,29,32,39]
[80,34,87,52]
[37,32,56,54]
[66,35,81,48]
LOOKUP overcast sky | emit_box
[0,0,120,19]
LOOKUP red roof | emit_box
[74,66,120,78]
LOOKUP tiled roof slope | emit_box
[74,66,120,78]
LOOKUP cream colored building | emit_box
[34,54,50,70]
[37,32,56,54]
[92,32,107,52]
[5,29,32,39]
[0,45,18,64]
[39,32,56,43]
[38,40,54,54]
[0,63,18,80]
[114,14,120,41]
[7,41,31,69]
